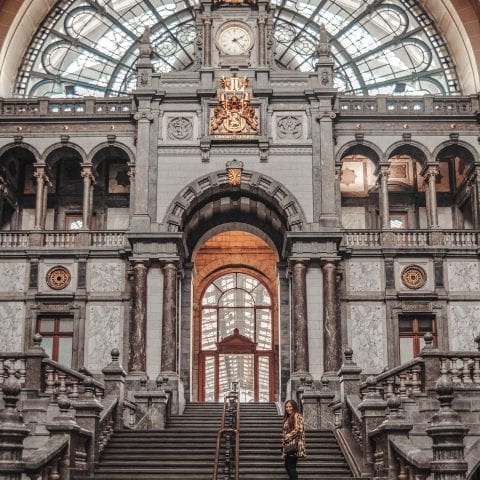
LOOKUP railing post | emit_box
[426,374,469,480]
[102,348,127,430]
[358,376,387,474]
[0,372,29,479]
[23,333,48,393]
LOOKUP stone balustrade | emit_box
[336,94,478,116]
[0,230,127,249]
[0,97,134,118]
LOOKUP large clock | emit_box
[217,23,253,56]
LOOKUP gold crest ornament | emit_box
[226,159,244,186]
[210,72,258,135]
[401,265,426,290]
[46,266,72,290]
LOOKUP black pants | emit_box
[284,455,298,480]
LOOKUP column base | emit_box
[159,372,185,415]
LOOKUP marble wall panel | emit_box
[89,262,124,293]
[0,303,25,351]
[341,207,366,229]
[0,263,26,292]
[106,208,130,229]
[306,266,323,379]
[448,303,480,351]
[349,303,386,373]
[348,261,382,292]
[85,304,123,371]
[447,262,480,292]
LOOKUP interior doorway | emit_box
[192,231,278,402]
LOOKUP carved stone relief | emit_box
[85,304,122,371]
[447,262,480,291]
[276,115,303,139]
[89,262,124,293]
[0,263,26,292]
[0,303,24,351]
[448,303,480,351]
[348,261,381,292]
[167,117,193,140]
[350,303,386,372]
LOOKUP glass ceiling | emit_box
[15,0,460,97]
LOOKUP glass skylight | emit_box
[15,0,460,97]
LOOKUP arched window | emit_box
[200,272,274,402]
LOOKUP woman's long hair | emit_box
[283,399,301,431]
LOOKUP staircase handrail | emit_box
[23,435,69,477]
[213,391,240,480]
[97,397,118,454]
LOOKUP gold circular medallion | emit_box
[46,266,71,290]
[401,265,426,289]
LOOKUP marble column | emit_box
[258,13,266,65]
[80,164,94,230]
[471,165,480,229]
[0,181,5,226]
[161,262,178,373]
[33,164,45,230]
[425,164,440,229]
[291,260,309,373]
[378,164,390,229]
[41,177,50,229]
[322,260,341,373]
[128,260,149,374]
[128,163,136,219]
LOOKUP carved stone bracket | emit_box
[133,111,154,123]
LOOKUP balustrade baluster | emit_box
[45,366,56,397]
[473,358,480,385]
[462,358,473,386]
[411,367,422,394]
[384,378,395,400]
[440,357,448,375]
[398,374,408,400]
[70,378,79,400]
[450,357,462,386]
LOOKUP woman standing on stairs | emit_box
[282,400,306,480]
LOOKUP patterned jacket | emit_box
[282,412,306,458]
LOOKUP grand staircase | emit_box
[94,402,354,479]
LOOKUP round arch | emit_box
[433,140,479,163]
[163,169,307,258]
[42,142,88,165]
[87,142,135,164]
[385,141,431,165]
[336,141,384,165]
[0,143,41,162]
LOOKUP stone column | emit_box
[161,262,178,373]
[424,164,440,229]
[80,163,94,230]
[471,164,480,229]
[377,163,390,229]
[322,260,341,373]
[203,14,212,67]
[128,163,136,219]
[128,260,149,374]
[41,177,51,229]
[0,180,5,226]
[426,373,468,480]
[258,13,266,65]
[291,260,309,373]
[33,163,46,230]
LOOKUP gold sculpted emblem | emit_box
[210,73,258,135]
[46,266,71,290]
[401,265,426,290]
[226,159,243,186]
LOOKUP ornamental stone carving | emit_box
[448,304,480,351]
[401,265,427,290]
[277,116,302,139]
[167,117,193,140]
[0,263,26,292]
[349,261,381,292]
[447,262,480,292]
[89,262,124,293]
[46,266,71,290]
[0,303,24,352]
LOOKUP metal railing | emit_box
[213,389,240,480]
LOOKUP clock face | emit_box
[218,25,252,56]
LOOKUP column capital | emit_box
[320,257,341,268]
[420,162,440,178]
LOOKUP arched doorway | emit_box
[192,231,278,402]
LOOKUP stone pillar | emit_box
[41,177,50,229]
[0,180,5,226]
[377,163,390,229]
[80,163,94,230]
[470,164,480,229]
[322,260,341,373]
[291,260,309,373]
[161,262,178,373]
[33,163,46,230]
[102,348,127,429]
[128,163,135,219]
[424,164,440,229]
[0,372,29,479]
[128,260,149,374]
[203,14,212,67]
[426,374,468,480]
[257,12,266,66]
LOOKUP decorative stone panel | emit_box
[0,263,26,292]
[349,303,386,373]
[272,112,308,141]
[447,261,480,292]
[0,303,25,351]
[394,259,434,292]
[348,261,382,292]
[85,304,123,371]
[39,260,76,293]
[88,262,124,293]
[162,113,197,143]
[448,303,480,351]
